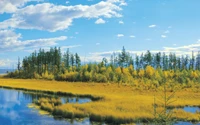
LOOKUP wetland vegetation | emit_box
[2,47,200,124]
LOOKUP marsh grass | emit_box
[0,78,200,124]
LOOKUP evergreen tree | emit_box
[17,57,21,71]
[63,49,70,69]
[135,54,140,70]
[70,53,75,67]
[75,53,81,67]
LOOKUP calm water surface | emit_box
[0,88,91,125]
[2,88,199,125]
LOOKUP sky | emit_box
[0,0,200,68]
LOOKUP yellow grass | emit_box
[28,104,50,115]
[0,78,200,123]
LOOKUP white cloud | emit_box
[0,0,26,14]
[130,35,135,38]
[0,0,43,14]
[87,43,200,62]
[0,29,67,52]
[83,40,200,62]
[80,55,103,63]
[119,1,127,6]
[161,35,167,38]
[95,18,106,24]
[96,43,100,45]
[0,0,126,32]
[161,40,200,56]
[119,20,124,24]
[75,32,79,34]
[117,34,124,37]
[0,59,15,68]
[164,30,170,34]
[149,25,156,28]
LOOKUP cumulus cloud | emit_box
[149,24,156,28]
[119,20,124,24]
[96,43,100,45]
[0,29,67,52]
[117,34,124,37]
[87,41,200,62]
[0,0,43,14]
[164,30,170,34]
[0,0,27,13]
[161,35,167,38]
[95,18,106,24]
[130,35,135,38]
[163,42,200,54]
[0,59,15,68]
[0,0,126,32]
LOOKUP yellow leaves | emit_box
[138,69,145,78]
[132,70,137,77]
[41,70,54,80]
[106,67,112,73]
[100,67,106,73]
[115,67,121,75]
[154,70,161,81]
[34,72,41,79]
[82,64,88,71]
[168,70,174,78]
[128,65,134,73]
[163,71,169,79]
[145,65,155,79]
[123,68,131,76]
[190,71,198,79]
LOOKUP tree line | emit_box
[7,46,200,86]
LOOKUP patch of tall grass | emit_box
[0,78,200,124]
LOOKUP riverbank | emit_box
[0,78,200,124]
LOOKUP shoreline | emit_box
[0,78,200,124]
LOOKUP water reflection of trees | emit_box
[22,91,59,103]
[21,90,91,105]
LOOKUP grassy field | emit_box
[0,78,200,124]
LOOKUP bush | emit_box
[42,71,54,80]
[96,74,108,83]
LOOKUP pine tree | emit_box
[135,54,140,70]
[75,53,81,67]
[144,50,152,68]
[70,53,75,67]
[63,49,70,69]
[17,57,21,71]
[155,52,161,69]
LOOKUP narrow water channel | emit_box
[0,88,91,125]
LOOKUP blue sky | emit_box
[0,0,200,68]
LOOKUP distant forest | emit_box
[7,46,200,85]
